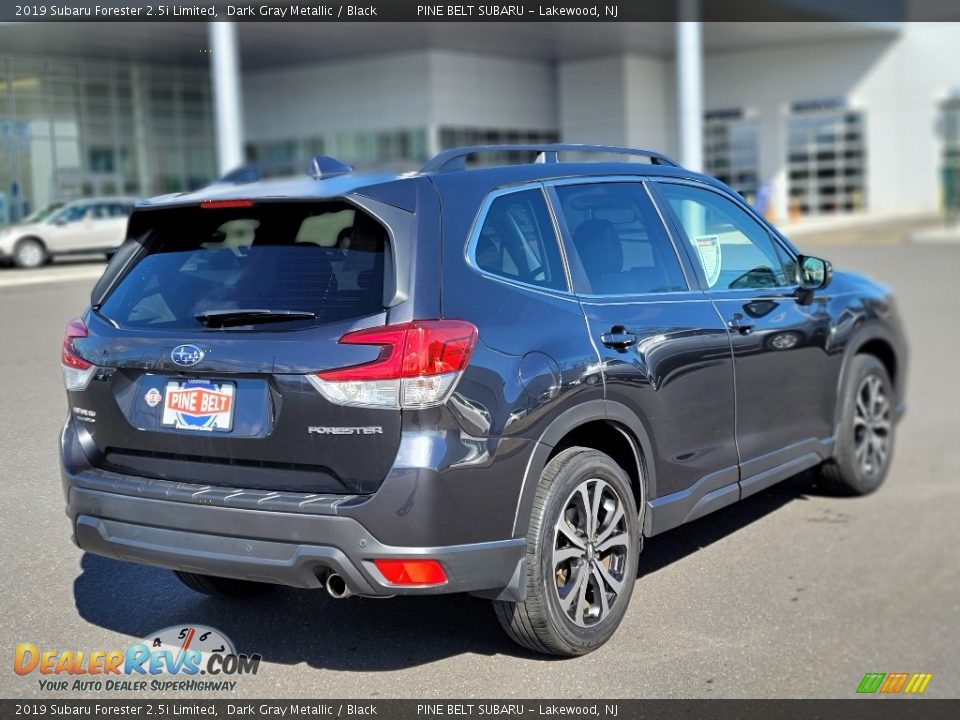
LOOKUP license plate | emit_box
[161,379,235,432]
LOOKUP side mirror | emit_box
[796,255,832,291]
[53,217,67,226]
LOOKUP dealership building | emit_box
[0,20,958,225]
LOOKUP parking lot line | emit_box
[0,265,105,289]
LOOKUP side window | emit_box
[554,182,687,295]
[473,188,567,291]
[56,204,89,224]
[109,203,133,218]
[657,183,792,290]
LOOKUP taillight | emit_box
[373,559,447,586]
[307,320,478,408]
[62,317,96,391]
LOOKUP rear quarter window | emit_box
[472,188,567,291]
[98,201,389,330]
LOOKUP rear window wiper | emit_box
[195,308,317,328]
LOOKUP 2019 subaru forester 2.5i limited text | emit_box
[60,145,906,656]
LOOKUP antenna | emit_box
[308,155,352,180]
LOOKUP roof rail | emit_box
[420,144,679,173]
[308,155,352,180]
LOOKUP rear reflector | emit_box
[200,199,254,209]
[62,317,96,391]
[373,559,447,586]
[308,320,478,408]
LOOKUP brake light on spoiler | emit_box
[308,320,478,409]
[199,199,254,209]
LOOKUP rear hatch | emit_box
[68,199,404,494]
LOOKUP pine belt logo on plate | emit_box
[14,625,261,693]
[160,379,235,431]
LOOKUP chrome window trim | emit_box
[578,291,713,306]
[463,181,577,299]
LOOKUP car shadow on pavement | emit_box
[73,552,531,669]
[639,470,822,578]
[74,471,828,670]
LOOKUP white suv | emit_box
[0,197,137,269]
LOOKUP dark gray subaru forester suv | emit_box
[60,145,906,656]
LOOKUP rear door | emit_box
[652,181,837,497]
[72,199,405,495]
[81,203,119,250]
[548,178,739,530]
[94,201,134,249]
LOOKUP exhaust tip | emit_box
[325,572,353,599]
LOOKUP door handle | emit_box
[727,313,754,334]
[600,326,639,350]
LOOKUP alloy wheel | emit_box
[853,373,891,477]
[552,478,630,628]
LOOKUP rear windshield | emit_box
[99,201,388,330]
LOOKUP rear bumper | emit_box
[68,489,523,597]
[61,420,526,599]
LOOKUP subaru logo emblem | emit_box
[171,344,204,367]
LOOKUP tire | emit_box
[13,238,48,269]
[173,571,276,599]
[818,354,895,496]
[494,447,640,656]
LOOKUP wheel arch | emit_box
[856,337,898,392]
[15,234,47,250]
[834,324,902,434]
[512,400,655,538]
[13,235,49,262]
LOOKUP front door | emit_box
[653,181,837,497]
[548,179,739,533]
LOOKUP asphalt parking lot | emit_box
[1,237,958,699]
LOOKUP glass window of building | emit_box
[247,129,429,177]
[941,98,960,219]
[704,109,760,205]
[787,100,867,216]
[334,128,428,168]
[0,54,216,227]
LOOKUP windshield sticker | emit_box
[694,235,722,288]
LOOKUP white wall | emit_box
[703,24,960,218]
[559,56,629,146]
[243,52,433,142]
[623,54,676,156]
[428,50,557,131]
[559,54,675,158]
[243,49,558,150]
